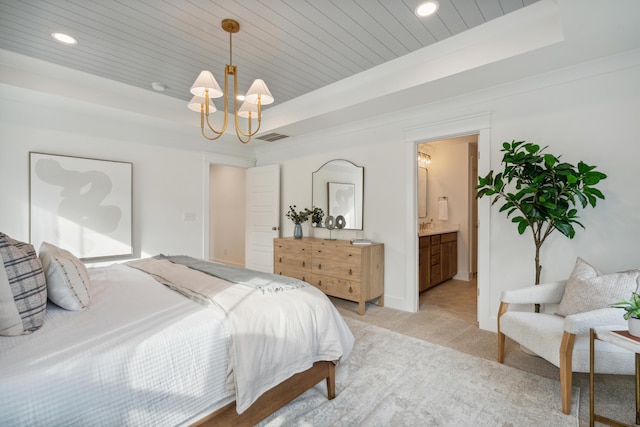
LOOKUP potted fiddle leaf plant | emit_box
[286,205,310,239]
[611,292,640,337]
[477,140,607,312]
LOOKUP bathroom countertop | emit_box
[418,225,460,237]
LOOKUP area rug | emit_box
[259,317,579,427]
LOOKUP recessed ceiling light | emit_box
[51,32,77,45]
[415,1,439,17]
[151,82,167,92]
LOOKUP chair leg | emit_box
[559,332,576,415]
[497,302,509,363]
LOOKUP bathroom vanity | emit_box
[418,229,458,292]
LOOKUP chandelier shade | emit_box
[190,71,223,98]
[244,79,274,105]
[188,95,216,113]
[238,101,258,118]
[187,19,274,144]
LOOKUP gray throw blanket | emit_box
[154,254,307,293]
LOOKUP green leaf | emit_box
[543,154,557,168]
[525,144,540,154]
[517,219,528,235]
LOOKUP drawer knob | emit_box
[318,263,322,270]
[279,257,282,262]
[318,280,322,286]
[349,286,353,293]
[302,261,305,267]
[348,268,353,275]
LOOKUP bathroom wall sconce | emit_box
[418,152,431,167]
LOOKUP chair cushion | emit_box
[39,242,91,311]
[500,311,634,374]
[0,233,47,336]
[556,257,640,317]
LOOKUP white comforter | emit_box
[126,258,355,413]
[0,264,233,426]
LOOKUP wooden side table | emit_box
[590,327,640,427]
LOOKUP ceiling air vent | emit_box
[256,132,289,142]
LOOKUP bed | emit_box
[0,234,354,426]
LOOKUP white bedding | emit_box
[0,259,355,425]
[126,257,355,413]
[0,264,233,426]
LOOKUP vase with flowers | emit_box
[286,205,310,239]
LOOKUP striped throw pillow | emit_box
[0,233,47,335]
[39,242,91,311]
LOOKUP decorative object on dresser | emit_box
[419,231,457,292]
[324,215,336,240]
[308,206,325,227]
[285,205,311,239]
[274,237,384,315]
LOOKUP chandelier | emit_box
[188,19,274,144]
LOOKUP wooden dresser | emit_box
[419,231,457,292]
[274,237,384,315]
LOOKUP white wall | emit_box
[0,86,253,264]
[256,49,640,330]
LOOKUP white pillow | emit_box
[556,257,640,317]
[39,242,91,311]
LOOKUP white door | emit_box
[245,164,280,272]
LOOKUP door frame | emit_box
[202,152,255,260]
[404,112,492,330]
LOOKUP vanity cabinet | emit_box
[419,231,458,292]
[274,237,384,315]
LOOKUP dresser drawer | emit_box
[311,274,361,301]
[311,257,361,281]
[274,252,311,271]
[274,240,311,271]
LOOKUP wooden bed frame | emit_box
[192,361,336,427]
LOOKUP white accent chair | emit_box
[497,280,634,414]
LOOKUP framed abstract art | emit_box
[29,152,132,259]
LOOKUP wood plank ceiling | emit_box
[0,0,539,110]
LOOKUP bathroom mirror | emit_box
[418,167,428,218]
[312,159,364,230]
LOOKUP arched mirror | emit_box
[312,159,364,230]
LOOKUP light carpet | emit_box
[259,317,579,427]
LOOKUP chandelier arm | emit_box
[200,106,224,140]
[203,79,229,135]
[235,95,263,139]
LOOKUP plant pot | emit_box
[629,317,640,338]
[294,223,303,239]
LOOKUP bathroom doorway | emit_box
[417,135,479,323]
